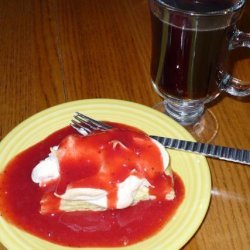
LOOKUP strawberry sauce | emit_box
[0,123,184,247]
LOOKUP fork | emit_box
[70,112,250,166]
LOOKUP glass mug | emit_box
[148,0,250,140]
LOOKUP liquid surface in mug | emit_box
[160,0,235,12]
[150,0,234,99]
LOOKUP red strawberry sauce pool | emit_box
[0,123,185,247]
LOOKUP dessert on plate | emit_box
[31,124,175,214]
[0,122,184,247]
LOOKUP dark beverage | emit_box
[150,0,236,99]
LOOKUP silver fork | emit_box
[71,112,112,135]
[70,112,250,166]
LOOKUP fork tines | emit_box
[71,112,112,136]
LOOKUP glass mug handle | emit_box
[220,28,250,97]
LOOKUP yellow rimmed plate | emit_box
[0,99,211,250]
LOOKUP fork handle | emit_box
[150,136,250,165]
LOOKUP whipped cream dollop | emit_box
[31,128,174,213]
[32,146,59,185]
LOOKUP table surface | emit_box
[0,1,249,249]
